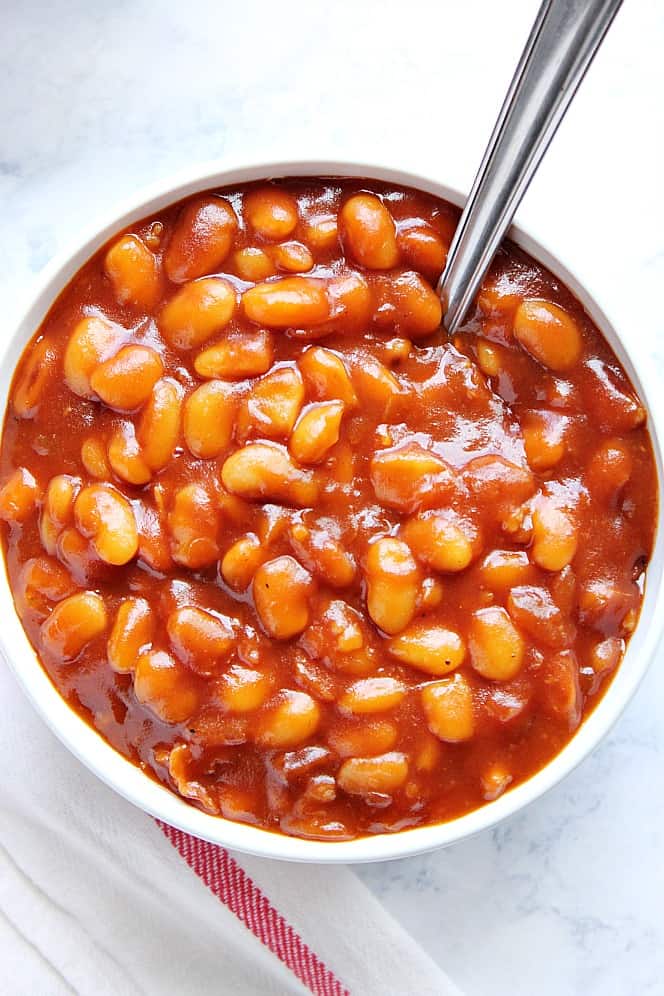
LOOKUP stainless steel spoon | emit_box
[438,0,624,334]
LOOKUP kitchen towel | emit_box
[0,663,461,996]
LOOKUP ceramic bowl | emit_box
[1,159,662,862]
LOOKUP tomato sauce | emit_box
[0,179,656,840]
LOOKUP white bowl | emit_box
[1,159,662,863]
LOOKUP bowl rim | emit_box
[1,156,662,864]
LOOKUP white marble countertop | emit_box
[2,1,664,993]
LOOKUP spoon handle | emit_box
[438,0,623,334]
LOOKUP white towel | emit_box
[0,662,461,996]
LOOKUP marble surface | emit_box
[2,1,664,993]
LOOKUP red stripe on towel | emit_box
[157,821,349,996]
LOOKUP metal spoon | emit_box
[438,0,624,334]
